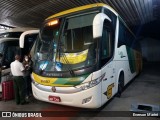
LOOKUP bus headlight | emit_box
[77,73,105,91]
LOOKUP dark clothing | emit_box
[13,76,26,104]
[0,62,2,83]
[24,76,32,96]
[0,71,1,83]
[23,59,33,97]
[23,60,33,77]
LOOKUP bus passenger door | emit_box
[100,20,116,105]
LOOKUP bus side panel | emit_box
[114,17,140,92]
[114,45,133,88]
[101,61,116,106]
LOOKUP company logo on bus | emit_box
[41,80,50,83]
[52,87,56,92]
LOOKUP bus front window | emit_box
[34,13,98,73]
[35,20,60,61]
[2,40,19,68]
[0,43,4,54]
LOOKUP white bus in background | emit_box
[21,3,142,108]
[0,28,38,92]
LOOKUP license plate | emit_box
[48,95,61,102]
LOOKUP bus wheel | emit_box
[116,73,124,97]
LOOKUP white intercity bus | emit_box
[29,3,142,108]
[0,28,38,91]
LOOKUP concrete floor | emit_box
[0,62,160,120]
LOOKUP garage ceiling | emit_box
[0,0,160,38]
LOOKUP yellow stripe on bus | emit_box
[57,49,88,64]
[32,73,58,86]
[46,3,116,20]
[32,73,74,87]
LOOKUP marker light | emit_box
[48,19,59,26]
[82,96,92,104]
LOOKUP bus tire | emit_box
[116,72,124,97]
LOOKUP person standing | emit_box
[10,54,28,105]
[23,55,33,99]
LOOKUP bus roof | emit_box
[46,3,135,37]
[0,27,38,34]
[46,3,118,20]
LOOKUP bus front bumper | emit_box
[32,82,102,108]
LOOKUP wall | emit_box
[140,38,160,62]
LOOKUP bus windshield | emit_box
[34,13,98,72]
[0,42,4,53]
[0,40,19,68]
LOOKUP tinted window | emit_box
[101,20,113,67]
[62,13,96,52]
[118,21,126,47]
[4,40,19,68]
[118,21,135,48]
[0,42,4,53]
[0,32,23,38]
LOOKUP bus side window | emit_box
[101,20,112,67]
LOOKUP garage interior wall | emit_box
[140,38,160,62]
